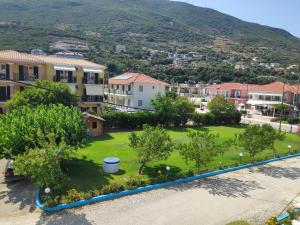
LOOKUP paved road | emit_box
[0,159,41,225]
[3,157,300,225]
[241,117,299,133]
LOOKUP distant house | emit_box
[105,72,168,110]
[247,82,300,112]
[83,112,105,137]
[115,45,126,53]
[205,83,258,108]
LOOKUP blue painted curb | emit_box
[36,152,300,212]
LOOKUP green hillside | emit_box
[0,0,299,83]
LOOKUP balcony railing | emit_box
[104,88,132,95]
[82,77,103,84]
[53,76,77,83]
[82,95,103,102]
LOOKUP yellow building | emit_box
[0,50,106,113]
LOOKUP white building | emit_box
[104,73,168,110]
[115,45,126,53]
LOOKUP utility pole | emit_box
[291,73,300,132]
[279,82,285,132]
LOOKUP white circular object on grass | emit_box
[103,157,120,174]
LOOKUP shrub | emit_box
[287,117,300,125]
[65,189,81,203]
[265,216,277,225]
[89,189,101,197]
[80,192,92,200]
[225,221,251,225]
[124,177,148,190]
[101,182,124,194]
[192,112,215,126]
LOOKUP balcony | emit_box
[0,73,9,80]
[53,76,77,83]
[82,77,103,84]
[82,95,103,103]
[17,73,39,82]
[104,88,132,96]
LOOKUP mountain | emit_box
[0,0,299,82]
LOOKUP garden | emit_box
[1,81,300,208]
[64,125,300,193]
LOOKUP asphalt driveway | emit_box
[3,157,300,225]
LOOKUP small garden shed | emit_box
[83,112,105,137]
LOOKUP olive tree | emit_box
[13,132,74,189]
[236,124,285,161]
[178,131,230,173]
[129,125,173,174]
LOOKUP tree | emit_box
[173,97,195,126]
[208,95,236,116]
[178,131,230,173]
[13,133,74,189]
[0,104,86,158]
[236,124,285,161]
[5,80,78,111]
[151,93,177,126]
[207,96,241,124]
[129,125,173,174]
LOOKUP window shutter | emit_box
[83,72,88,83]
[19,65,24,81]
[5,64,10,80]
[33,66,39,79]
[55,70,60,82]
[95,73,99,84]
[68,71,73,83]
[6,86,11,99]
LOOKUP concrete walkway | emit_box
[3,157,300,225]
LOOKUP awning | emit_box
[85,84,103,96]
[83,68,103,73]
[54,65,76,71]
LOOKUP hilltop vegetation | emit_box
[0,0,299,83]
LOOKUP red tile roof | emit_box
[108,72,168,85]
[249,82,299,94]
[207,82,258,91]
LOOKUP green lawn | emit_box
[63,125,300,192]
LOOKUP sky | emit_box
[177,0,300,38]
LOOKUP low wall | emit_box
[36,152,300,212]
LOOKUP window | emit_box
[235,90,241,98]
[265,96,271,101]
[272,96,281,101]
[224,90,229,98]
[0,64,6,76]
[87,73,95,84]
[92,122,97,129]
[249,94,253,99]
[139,85,143,92]
[259,95,264,100]
[128,85,131,91]
[138,100,143,106]
[152,86,155,90]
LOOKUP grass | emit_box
[62,125,300,192]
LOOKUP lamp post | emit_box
[288,145,292,154]
[45,187,51,201]
[239,153,243,164]
[166,166,171,172]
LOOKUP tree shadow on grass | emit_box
[256,165,300,180]
[0,179,37,213]
[167,177,264,198]
[37,211,94,225]
[143,164,184,180]
[83,134,114,148]
[62,158,125,192]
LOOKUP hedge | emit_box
[101,111,241,129]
